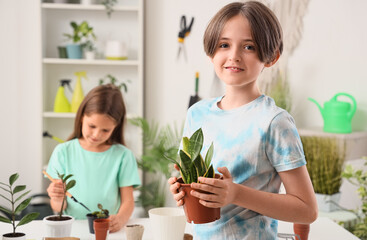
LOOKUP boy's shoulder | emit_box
[188,96,221,112]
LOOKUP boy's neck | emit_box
[219,87,261,110]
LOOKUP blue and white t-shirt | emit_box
[183,95,306,240]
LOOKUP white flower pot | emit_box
[43,215,74,237]
[84,51,95,60]
[80,0,94,5]
[2,233,26,240]
[315,192,341,212]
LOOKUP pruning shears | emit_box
[177,15,194,61]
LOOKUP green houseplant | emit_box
[166,128,221,224]
[63,21,97,59]
[0,173,40,239]
[86,203,109,234]
[342,157,367,239]
[43,172,76,237]
[129,117,182,215]
[301,136,346,212]
[101,0,118,18]
[99,74,130,93]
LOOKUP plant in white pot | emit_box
[0,173,40,240]
[43,172,76,237]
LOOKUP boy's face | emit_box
[210,14,273,93]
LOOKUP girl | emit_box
[46,84,141,233]
[168,1,317,239]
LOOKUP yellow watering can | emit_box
[308,93,357,133]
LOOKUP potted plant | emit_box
[166,128,221,224]
[301,136,346,212]
[99,74,130,93]
[43,172,76,237]
[63,21,97,59]
[0,173,40,240]
[83,40,97,60]
[342,157,367,239]
[101,0,118,18]
[86,203,109,234]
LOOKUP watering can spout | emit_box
[308,97,324,118]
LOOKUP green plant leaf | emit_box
[203,165,215,179]
[189,162,198,183]
[14,197,31,215]
[0,193,11,203]
[9,173,19,186]
[0,215,11,224]
[188,128,203,161]
[17,212,40,227]
[0,206,12,215]
[179,150,193,173]
[63,174,73,183]
[182,137,189,153]
[66,180,76,191]
[15,190,31,203]
[13,185,26,194]
[204,142,214,169]
[193,155,206,178]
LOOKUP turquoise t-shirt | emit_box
[183,95,306,240]
[46,138,141,219]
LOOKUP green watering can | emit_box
[308,93,357,133]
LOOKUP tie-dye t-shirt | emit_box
[183,95,306,240]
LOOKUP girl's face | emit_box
[211,14,271,93]
[80,113,117,149]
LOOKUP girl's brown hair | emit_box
[68,84,127,145]
[203,1,283,64]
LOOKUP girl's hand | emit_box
[190,167,235,208]
[109,214,123,233]
[47,179,64,202]
[168,164,185,207]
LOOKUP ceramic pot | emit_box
[94,218,110,240]
[125,224,144,240]
[177,174,221,224]
[86,213,109,234]
[2,233,26,240]
[66,44,82,59]
[43,215,74,237]
[293,223,310,240]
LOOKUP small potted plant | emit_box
[83,39,97,60]
[99,74,130,93]
[63,21,97,59]
[0,173,40,240]
[86,203,109,234]
[43,172,76,237]
[166,128,221,224]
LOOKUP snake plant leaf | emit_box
[13,185,26,195]
[9,173,19,186]
[0,206,12,215]
[203,165,215,179]
[205,142,214,169]
[182,137,190,154]
[188,128,203,162]
[14,197,31,215]
[66,180,76,191]
[15,190,31,203]
[193,154,206,178]
[0,215,11,224]
[17,212,40,228]
[179,150,193,173]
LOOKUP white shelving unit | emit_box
[40,0,144,187]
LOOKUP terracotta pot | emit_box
[293,223,310,240]
[177,174,221,224]
[93,218,110,240]
[86,213,109,234]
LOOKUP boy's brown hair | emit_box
[68,84,126,145]
[203,1,283,64]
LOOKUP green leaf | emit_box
[15,190,31,203]
[0,193,11,203]
[14,198,31,215]
[63,174,73,183]
[190,163,198,183]
[17,212,40,227]
[205,142,214,169]
[66,180,76,191]
[9,173,19,186]
[0,215,11,224]
[182,137,189,153]
[179,150,193,173]
[188,128,203,161]
[13,185,26,194]
[203,165,215,179]
[0,206,12,215]
[193,155,206,177]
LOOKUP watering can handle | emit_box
[334,92,357,119]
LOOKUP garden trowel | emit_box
[188,72,201,108]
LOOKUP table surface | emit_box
[0,217,359,240]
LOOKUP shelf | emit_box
[42,3,139,12]
[43,58,139,66]
[43,112,136,119]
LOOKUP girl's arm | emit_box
[109,186,135,233]
[190,166,318,224]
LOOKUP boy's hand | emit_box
[47,179,64,202]
[109,214,123,233]
[168,164,185,206]
[190,167,235,208]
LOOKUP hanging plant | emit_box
[101,0,118,18]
